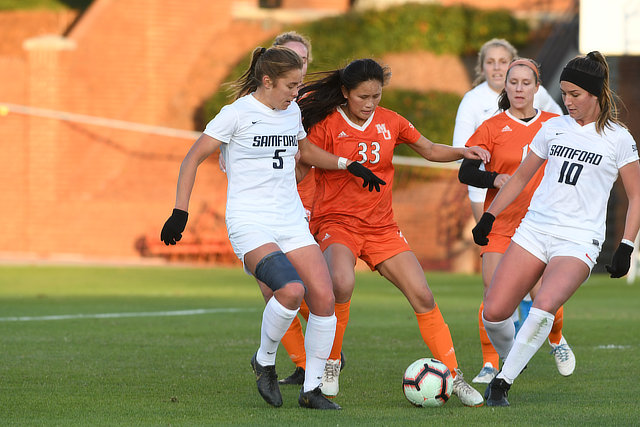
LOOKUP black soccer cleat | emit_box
[298,387,342,410]
[250,352,282,407]
[279,366,305,385]
[485,377,511,407]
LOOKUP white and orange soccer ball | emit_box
[402,358,453,407]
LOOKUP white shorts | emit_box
[468,185,487,204]
[227,220,317,271]
[511,221,600,270]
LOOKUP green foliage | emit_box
[0,0,92,10]
[380,89,461,154]
[200,3,529,152]
[1,266,639,425]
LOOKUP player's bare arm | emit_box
[175,134,222,211]
[410,135,490,163]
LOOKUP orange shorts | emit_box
[314,221,411,271]
[480,233,513,256]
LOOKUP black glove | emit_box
[472,212,495,246]
[347,162,386,192]
[605,241,634,278]
[160,208,188,245]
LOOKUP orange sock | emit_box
[329,300,350,360]
[547,305,564,345]
[478,302,500,368]
[415,304,459,376]
[299,299,310,322]
[280,315,306,369]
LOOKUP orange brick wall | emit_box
[0,0,281,261]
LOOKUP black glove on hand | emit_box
[472,212,495,246]
[160,209,188,245]
[347,162,386,192]
[605,241,634,278]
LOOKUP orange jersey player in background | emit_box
[296,58,490,406]
[458,58,575,382]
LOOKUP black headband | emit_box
[560,67,604,97]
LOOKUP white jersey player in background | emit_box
[452,38,564,384]
[160,45,384,410]
[472,51,640,407]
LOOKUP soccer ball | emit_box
[402,358,453,407]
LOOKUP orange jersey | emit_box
[307,106,421,233]
[466,110,558,238]
[297,166,316,213]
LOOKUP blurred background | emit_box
[0,0,638,273]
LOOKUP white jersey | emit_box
[204,94,308,229]
[523,115,639,246]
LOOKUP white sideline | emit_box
[0,307,257,322]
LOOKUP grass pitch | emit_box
[1,265,639,426]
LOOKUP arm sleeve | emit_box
[397,114,422,145]
[203,104,238,144]
[529,125,549,159]
[616,129,640,168]
[458,158,498,188]
[452,94,477,149]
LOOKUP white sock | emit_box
[499,307,554,384]
[256,297,298,366]
[303,313,336,392]
[510,307,520,324]
[482,312,515,360]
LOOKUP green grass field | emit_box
[1,265,639,426]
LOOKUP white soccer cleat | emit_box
[550,336,576,376]
[452,369,484,407]
[320,358,341,397]
[472,362,498,384]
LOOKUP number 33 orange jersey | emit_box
[307,106,421,232]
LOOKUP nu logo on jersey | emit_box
[376,123,391,140]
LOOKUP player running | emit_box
[161,46,384,410]
[458,58,576,378]
[296,58,489,407]
[474,51,640,406]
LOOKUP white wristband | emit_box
[621,239,635,248]
[337,157,348,170]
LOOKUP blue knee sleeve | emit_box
[254,251,304,292]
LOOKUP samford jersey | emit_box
[524,115,639,246]
[466,110,558,237]
[203,94,307,228]
[307,106,421,232]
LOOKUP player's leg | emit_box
[483,242,543,360]
[257,280,307,385]
[529,283,575,376]
[488,256,588,406]
[286,243,341,409]
[245,243,307,408]
[317,242,357,397]
[473,252,502,383]
[376,250,483,407]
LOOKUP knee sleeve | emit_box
[254,251,304,292]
